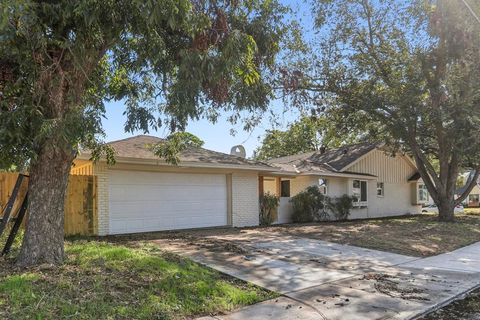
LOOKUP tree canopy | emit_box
[0,0,289,168]
[0,0,290,266]
[286,0,480,221]
[151,132,204,165]
[253,115,361,160]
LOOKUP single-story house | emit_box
[72,135,427,235]
[262,142,425,222]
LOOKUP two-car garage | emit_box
[76,135,269,235]
[108,170,229,234]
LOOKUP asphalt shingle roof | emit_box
[106,135,273,169]
[268,142,381,174]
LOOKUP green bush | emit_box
[259,193,280,226]
[290,186,327,223]
[327,194,355,221]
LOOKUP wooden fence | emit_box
[0,173,97,236]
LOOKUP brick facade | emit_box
[231,172,260,227]
[93,163,110,236]
[91,164,262,235]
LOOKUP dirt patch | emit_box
[362,273,429,301]
[104,213,480,258]
[241,213,480,257]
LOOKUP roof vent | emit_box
[230,145,246,158]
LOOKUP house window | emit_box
[281,180,291,197]
[418,184,429,202]
[353,180,367,203]
[318,178,328,195]
[377,182,384,197]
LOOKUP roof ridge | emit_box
[268,150,317,163]
[106,134,161,145]
[268,141,378,163]
[184,144,269,165]
[103,134,274,169]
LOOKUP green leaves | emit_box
[259,192,280,226]
[0,0,288,170]
[296,0,480,216]
[150,132,204,165]
[253,116,359,160]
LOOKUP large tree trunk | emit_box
[16,139,75,267]
[438,198,455,222]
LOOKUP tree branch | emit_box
[455,169,480,206]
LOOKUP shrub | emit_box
[259,193,280,226]
[327,194,355,221]
[290,186,327,223]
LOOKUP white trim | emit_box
[318,178,328,195]
[401,154,418,171]
[417,182,429,203]
[77,154,275,172]
[268,171,377,180]
[352,179,368,206]
[376,182,385,197]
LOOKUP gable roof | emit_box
[268,142,381,175]
[82,135,274,171]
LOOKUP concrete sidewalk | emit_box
[399,241,480,274]
[157,236,480,320]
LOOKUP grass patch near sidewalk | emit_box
[0,240,276,320]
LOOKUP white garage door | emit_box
[109,170,228,234]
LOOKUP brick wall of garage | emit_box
[93,163,110,236]
[231,172,259,227]
[92,163,261,234]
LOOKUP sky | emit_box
[101,0,314,157]
[102,100,300,157]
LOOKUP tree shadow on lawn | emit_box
[0,240,276,320]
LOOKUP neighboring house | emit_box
[73,136,426,236]
[456,171,480,207]
[262,142,425,222]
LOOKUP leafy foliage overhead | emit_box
[0,0,289,168]
[150,132,204,165]
[284,0,480,220]
[253,116,360,160]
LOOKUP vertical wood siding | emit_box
[0,173,28,215]
[346,150,416,183]
[71,162,94,175]
[0,173,97,236]
[64,175,98,235]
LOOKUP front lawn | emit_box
[258,212,480,257]
[0,241,276,319]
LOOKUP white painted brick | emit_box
[94,165,261,233]
[93,162,109,236]
[231,172,259,227]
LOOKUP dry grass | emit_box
[125,211,480,258]
[0,241,276,320]
[259,211,480,257]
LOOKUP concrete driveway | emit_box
[153,229,480,320]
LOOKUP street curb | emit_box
[409,283,480,319]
